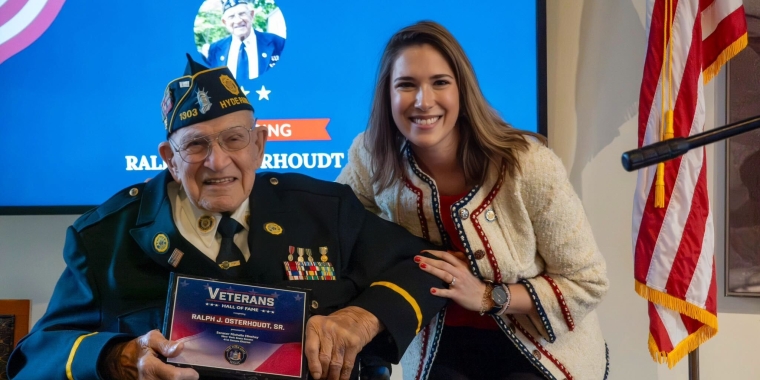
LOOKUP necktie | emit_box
[237,42,249,80]
[216,213,245,277]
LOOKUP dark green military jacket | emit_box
[8,170,446,379]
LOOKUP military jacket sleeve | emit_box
[7,225,131,380]
[6,182,153,380]
[337,186,447,362]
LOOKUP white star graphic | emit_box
[240,86,250,96]
[256,85,271,101]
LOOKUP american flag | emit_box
[634,0,746,367]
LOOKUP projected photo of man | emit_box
[197,0,286,81]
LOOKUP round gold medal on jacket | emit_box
[153,233,169,254]
[264,222,283,235]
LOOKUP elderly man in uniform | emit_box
[6,56,446,380]
[205,0,285,80]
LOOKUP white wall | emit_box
[547,1,760,380]
[1,1,758,379]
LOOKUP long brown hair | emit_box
[365,20,546,191]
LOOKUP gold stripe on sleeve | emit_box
[370,281,423,334]
[66,332,99,380]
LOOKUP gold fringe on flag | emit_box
[648,324,717,368]
[635,280,719,368]
[703,33,748,84]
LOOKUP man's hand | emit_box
[304,306,384,380]
[100,330,199,380]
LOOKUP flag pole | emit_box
[689,348,699,380]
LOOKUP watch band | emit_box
[479,283,494,316]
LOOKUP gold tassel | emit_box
[663,110,674,140]
[654,110,673,208]
[655,163,665,208]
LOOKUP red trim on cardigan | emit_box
[541,274,575,331]
[404,177,429,240]
[508,315,574,380]
[414,324,430,380]
[469,163,507,283]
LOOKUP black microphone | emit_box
[621,114,760,172]
[622,138,691,171]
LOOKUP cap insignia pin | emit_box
[196,88,212,114]
[220,74,240,95]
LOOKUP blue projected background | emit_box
[0,0,543,211]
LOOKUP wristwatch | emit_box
[488,284,511,315]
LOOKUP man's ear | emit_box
[253,127,268,169]
[158,141,180,182]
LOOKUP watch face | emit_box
[491,285,508,305]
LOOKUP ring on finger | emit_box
[449,276,457,286]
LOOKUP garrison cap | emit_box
[223,0,249,12]
[161,54,254,136]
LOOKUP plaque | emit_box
[163,274,310,379]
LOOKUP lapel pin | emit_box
[168,248,184,267]
[264,222,283,235]
[198,215,215,233]
[153,233,169,254]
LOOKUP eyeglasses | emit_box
[170,123,256,164]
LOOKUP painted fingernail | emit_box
[420,263,427,269]
[414,256,421,263]
[431,288,437,294]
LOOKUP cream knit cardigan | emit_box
[337,134,610,380]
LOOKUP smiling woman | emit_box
[337,21,609,380]
[390,44,461,174]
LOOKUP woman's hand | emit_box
[415,250,487,312]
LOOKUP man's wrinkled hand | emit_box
[100,329,199,380]
[304,306,383,380]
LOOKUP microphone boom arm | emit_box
[621,114,760,171]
